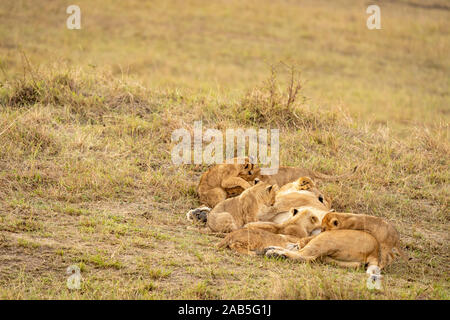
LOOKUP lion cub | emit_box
[218,208,321,255]
[218,229,301,255]
[321,212,408,268]
[258,177,331,223]
[276,176,324,199]
[206,181,278,233]
[197,157,257,208]
[246,207,322,238]
[264,230,380,272]
[254,165,357,187]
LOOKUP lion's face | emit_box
[318,194,332,209]
[238,162,259,180]
[321,212,341,231]
[262,184,278,206]
[295,177,332,209]
[251,180,278,206]
[289,208,322,234]
[228,157,260,182]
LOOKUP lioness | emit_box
[218,208,322,255]
[255,165,357,187]
[276,176,328,201]
[197,157,257,208]
[246,207,322,238]
[321,212,408,268]
[218,229,301,255]
[224,165,357,198]
[206,181,278,233]
[257,177,331,223]
[263,230,380,272]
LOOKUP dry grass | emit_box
[0,0,449,299]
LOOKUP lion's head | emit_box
[294,177,332,209]
[321,212,342,231]
[247,179,279,206]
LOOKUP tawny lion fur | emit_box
[197,157,258,208]
[257,177,331,223]
[223,165,357,199]
[254,165,357,187]
[206,181,278,233]
[219,208,322,255]
[321,212,408,268]
[264,230,380,270]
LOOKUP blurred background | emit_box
[1,0,448,129]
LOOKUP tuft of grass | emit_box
[75,253,123,270]
[148,268,173,280]
[183,280,219,299]
[17,238,41,249]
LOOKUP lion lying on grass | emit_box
[321,212,409,268]
[197,157,257,208]
[263,230,381,273]
[255,165,357,187]
[189,180,279,233]
[258,176,331,223]
[220,165,357,201]
[218,208,322,255]
[190,162,407,275]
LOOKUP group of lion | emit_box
[187,157,408,275]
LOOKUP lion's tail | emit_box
[310,165,358,182]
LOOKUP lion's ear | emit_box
[266,185,273,193]
[254,178,261,185]
[291,208,299,216]
[325,196,332,207]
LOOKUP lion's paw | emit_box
[261,246,284,255]
[186,206,210,223]
[265,249,287,260]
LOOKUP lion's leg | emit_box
[264,247,317,261]
[275,235,316,252]
[207,211,239,233]
[322,257,362,269]
[257,205,283,222]
[229,243,258,256]
[195,227,227,237]
[221,177,252,190]
[244,209,260,226]
[366,250,381,269]
[200,188,227,208]
[297,235,318,248]
[265,235,332,261]
[243,221,280,233]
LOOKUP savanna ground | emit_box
[0,0,448,299]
